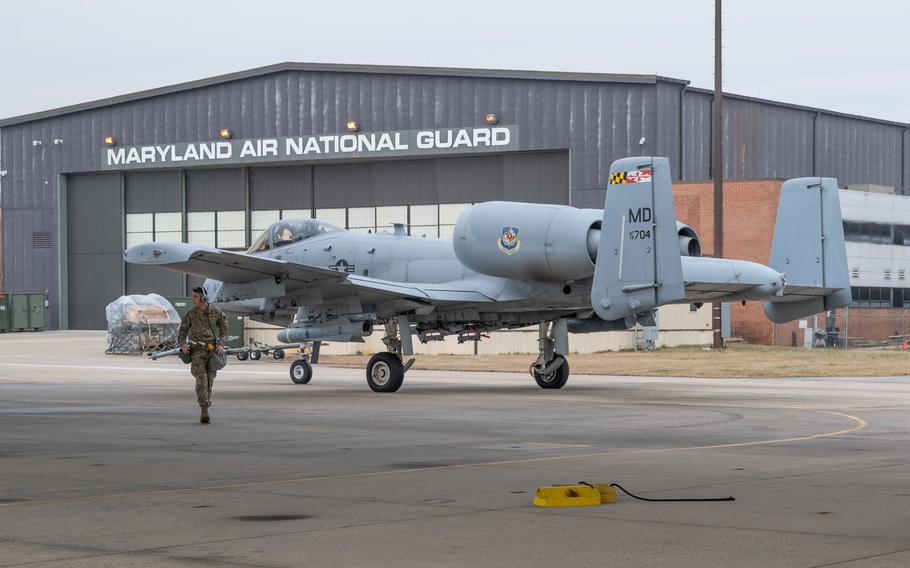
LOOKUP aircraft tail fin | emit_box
[591,157,686,321]
[763,177,852,323]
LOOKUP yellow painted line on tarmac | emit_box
[520,442,593,448]
[0,409,867,509]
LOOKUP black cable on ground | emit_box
[604,482,734,502]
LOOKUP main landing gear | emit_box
[529,319,570,389]
[366,317,415,393]
[286,317,415,392]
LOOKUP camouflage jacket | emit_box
[177,305,228,346]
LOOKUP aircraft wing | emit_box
[124,242,494,303]
[125,242,344,284]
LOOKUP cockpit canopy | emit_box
[247,219,343,253]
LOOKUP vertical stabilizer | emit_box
[591,157,685,321]
[763,177,851,322]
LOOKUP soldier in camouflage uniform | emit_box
[178,286,228,424]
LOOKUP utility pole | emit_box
[712,0,725,348]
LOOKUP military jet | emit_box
[125,156,851,392]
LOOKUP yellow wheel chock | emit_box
[533,483,617,507]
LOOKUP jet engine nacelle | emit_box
[453,202,602,281]
[453,202,702,282]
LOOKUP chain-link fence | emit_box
[770,307,910,349]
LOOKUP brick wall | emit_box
[673,180,910,345]
[673,179,784,344]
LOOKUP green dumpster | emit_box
[11,294,30,330]
[227,315,245,349]
[28,294,47,330]
[0,294,10,332]
[166,297,193,319]
[9,293,47,331]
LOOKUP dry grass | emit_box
[318,344,910,378]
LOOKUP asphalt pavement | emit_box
[1,332,909,567]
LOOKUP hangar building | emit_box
[1,62,909,331]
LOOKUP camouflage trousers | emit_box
[190,349,217,408]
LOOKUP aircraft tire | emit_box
[236,352,249,361]
[273,348,285,360]
[290,359,313,384]
[532,356,569,389]
[366,352,404,393]
[250,350,262,361]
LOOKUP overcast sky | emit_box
[2,0,908,123]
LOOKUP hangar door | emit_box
[66,173,123,330]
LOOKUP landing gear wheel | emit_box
[273,348,285,360]
[366,352,405,393]
[532,356,570,389]
[236,351,249,361]
[250,350,262,361]
[290,359,313,384]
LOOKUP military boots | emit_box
[200,407,210,424]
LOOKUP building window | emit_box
[126,212,183,248]
[217,211,246,249]
[410,204,439,237]
[251,210,280,234]
[439,203,471,236]
[187,212,216,247]
[282,209,311,220]
[347,207,376,233]
[286,203,474,238]
[126,213,154,248]
[186,211,246,249]
[376,206,407,231]
[850,286,895,308]
[843,220,910,246]
[155,212,182,243]
[316,208,346,227]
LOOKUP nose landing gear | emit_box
[365,316,414,393]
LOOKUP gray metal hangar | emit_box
[1,62,908,329]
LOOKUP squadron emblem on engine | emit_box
[497,226,521,255]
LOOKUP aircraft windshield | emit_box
[247,219,342,253]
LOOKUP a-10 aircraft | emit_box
[125,156,851,392]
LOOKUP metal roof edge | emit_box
[0,62,676,127]
[686,86,910,129]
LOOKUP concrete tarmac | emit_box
[1,331,909,567]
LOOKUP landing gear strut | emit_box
[366,316,415,393]
[530,319,570,389]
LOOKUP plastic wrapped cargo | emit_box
[105,294,181,354]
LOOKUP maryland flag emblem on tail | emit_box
[610,169,653,185]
